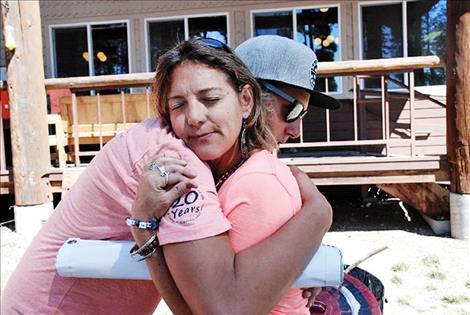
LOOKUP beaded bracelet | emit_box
[126,216,159,230]
[130,234,160,261]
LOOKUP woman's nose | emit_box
[186,101,206,127]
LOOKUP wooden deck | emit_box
[0,155,449,195]
[1,56,449,195]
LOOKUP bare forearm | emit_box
[131,228,192,315]
[165,197,332,315]
[233,197,332,313]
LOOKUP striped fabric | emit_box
[311,274,382,315]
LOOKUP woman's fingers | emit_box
[301,287,321,308]
[289,166,320,203]
[150,155,188,167]
[146,158,197,181]
[163,164,197,179]
[164,181,198,207]
[165,172,198,189]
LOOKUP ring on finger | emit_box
[148,161,170,178]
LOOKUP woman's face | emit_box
[168,61,253,172]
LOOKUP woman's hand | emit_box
[301,287,322,308]
[289,165,332,229]
[133,156,198,220]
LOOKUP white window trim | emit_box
[49,19,132,78]
[144,12,230,72]
[250,4,343,95]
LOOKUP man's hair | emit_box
[154,39,276,153]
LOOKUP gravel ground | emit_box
[1,191,469,314]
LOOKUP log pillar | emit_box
[446,0,470,239]
[1,0,53,239]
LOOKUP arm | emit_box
[131,156,197,314]
[133,157,331,315]
[130,228,192,315]
[163,166,332,315]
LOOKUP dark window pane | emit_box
[362,4,403,88]
[362,4,403,59]
[296,7,340,92]
[91,23,129,76]
[148,20,185,71]
[188,16,228,43]
[53,27,88,78]
[407,0,446,85]
[253,11,293,38]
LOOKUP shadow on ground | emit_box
[2,185,438,236]
[319,185,436,236]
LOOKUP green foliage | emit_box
[391,262,408,272]
[427,269,446,280]
[396,296,411,306]
[391,275,403,285]
[441,295,469,304]
[421,255,440,268]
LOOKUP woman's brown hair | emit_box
[153,39,276,153]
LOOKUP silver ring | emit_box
[148,161,169,178]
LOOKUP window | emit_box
[253,11,293,38]
[253,6,341,93]
[360,0,446,87]
[53,27,88,78]
[51,22,129,78]
[147,15,228,71]
[407,0,446,86]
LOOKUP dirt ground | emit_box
[1,186,469,314]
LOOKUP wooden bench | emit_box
[53,92,153,164]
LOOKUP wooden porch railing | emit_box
[42,55,444,168]
[1,55,447,194]
[281,56,445,157]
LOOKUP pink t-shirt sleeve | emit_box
[126,122,231,245]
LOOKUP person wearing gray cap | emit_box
[236,36,383,314]
[235,35,341,144]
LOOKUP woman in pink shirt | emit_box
[130,38,332,314]
[1,39,330,314]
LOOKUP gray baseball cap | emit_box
[235,35,341,110]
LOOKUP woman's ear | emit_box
[239,84,254,118]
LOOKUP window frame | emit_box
[357,0,405,61]
[144,12,230,72]
[250,4,343,95]
[49,19,132,78]
[358,0,446,88]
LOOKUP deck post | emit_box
[446,0,470,239]
[2,0,53,239]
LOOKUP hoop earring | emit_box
[240,119,248,158]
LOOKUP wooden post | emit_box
[2,0,53,237]
[446,0,470,239]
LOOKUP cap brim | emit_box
[309,91,342,110]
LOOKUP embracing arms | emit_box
[132,158,332,315]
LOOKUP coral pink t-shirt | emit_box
[219,150,309,315]
[1,118,230,314]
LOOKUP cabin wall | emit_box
[300,97,447,156]
[37,0,447,158]
[39,1,355,80]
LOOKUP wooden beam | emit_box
[377,183,449,218]
[318,56,444,76]
[446,0,470,194]
[2,0,51,204]
[45,72,155,90]
[43,56,444,91]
